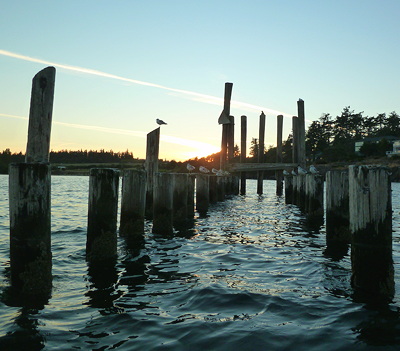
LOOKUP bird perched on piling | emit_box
[291,169,297,176]
[212,168,219,174]
[199,166,210,173]
[283,170,290,176]
[187,163,195,173]
[156,118,167,125]
[297,166,308,175]
[309,165,319,174]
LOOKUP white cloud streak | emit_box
[0,49,292,118]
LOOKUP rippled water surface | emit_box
[1,174,400,350]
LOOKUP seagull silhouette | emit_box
[309,165,319,174]
[297,166,308,175]
[156,118,167,125]
[187,163,195,173]
[199,166,210,174]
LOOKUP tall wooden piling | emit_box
[87,168,119,261]
[9,67,55,302]
[209,175,218,203]
[349,165,394,301]
[145,127,160,218]
[325,170,350,256]
[257,111,266,195]
[26,67,56,163]
[276,114,284,195]
[120,170,147,237]
[196,174,210,215]
[240,115,247,195]
[227,115,235,162]
[153,173,174,235]
[173,173,189,228]
[292,116,299,164]
[297,99,306,168]
[216,176,226,201]
[219,82,233,170]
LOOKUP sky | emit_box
[1,0,399,161]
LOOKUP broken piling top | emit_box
[26,66,56,163]
[218,82,233,125]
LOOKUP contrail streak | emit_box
[0,49,292,118]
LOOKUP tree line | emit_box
[0,149,139,173]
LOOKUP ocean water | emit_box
[0,174,400,350]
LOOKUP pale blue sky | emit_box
[1,0,399,160]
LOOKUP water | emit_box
[1,174,400,350]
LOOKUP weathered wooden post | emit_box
[292,116,299,164]
[196,174,210,215]
[325,170,350,256]
[240,115,247,195]
[219,82,233,170]
[284,174,294,204]
[9,66,55,302]
[120,170,147,237]
[276,114,284,195]
[87,168,119,262]
[209,175,218,203]
[227,115,235,162]
[257,111,266,195]
[187,174,196,218]
[349,165,394,301]
[145,127,160,218]
[305,174,324,227]
[173,173,189,228]
[153,172,174,235]
[216,176,226,201]
[296,174,306,210]
[297,99,306,168]
[232,175,240,195]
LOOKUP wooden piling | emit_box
[325,170,350,256]
[9,163,52,300]
[209,175,218,203]
[276,114,284,195]
[196,174,210,215]
[219,82,233,169]
[172,173,189,228]
[240,115,247,195]
[297,99,306,168]
[26,67,56,163]
[296,175,306,210]
[87,168,119,261]
[349,165,394,301]
[257,111,266,195]
[216,176,226,201]
[284,174,294,204]
[8,66,55,302]
[227,116,235,162]
[187,174,196,218]
[145,127,160,218]
[120,170,147,237]
[153,172,174,235]
[292,116,299,164]
[305,174,324,227]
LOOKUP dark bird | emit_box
[156,118,167,125]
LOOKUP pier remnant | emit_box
[87,168,119,261]
[219,82,233,169]
[9,66,55,303]
[349,165,394,301]
[325,170,350,256]
[153,172,174,235]
[196,174,210,215]
[145,127,160,218]
[297,99,306,168]
[257,111,266,194]
[120,170,147,237]
[240,115,247,195]
[276,114,284,195]
[172,173,189,228]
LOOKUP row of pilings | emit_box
[284,166,394,303]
